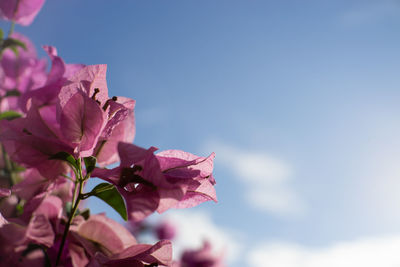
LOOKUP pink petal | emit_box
[0,212,7,227]
[33,195,62,220]
[60,91,106,156]
[77,214,137,255]
[0,0,45,26]
[59,64,109,109]
[98,240,173,266]
[157,151,215,179]
[157,186,186,213]
[122,185,160,222]
[0,188,11,198]
[96,99,135,167]
[26,214,55,247]
[69,242,90,267]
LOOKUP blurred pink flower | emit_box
[0,33,47,112]
[0,0,45,26]
[155,220,176,240]
[179,241,225,267]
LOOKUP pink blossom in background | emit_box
[155,220,176,240]
[178,241,225,267]
[0,0,45,26]
[0,33,47,112]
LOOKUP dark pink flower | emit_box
[155,220,176,240]
[92,142,217,221]
[0,0,45,26]
[179,241,225,267]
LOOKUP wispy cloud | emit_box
[247,235,400,267]
[162,210,243,264]
[206,141,306,217]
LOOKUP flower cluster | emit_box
[0,1,223,266]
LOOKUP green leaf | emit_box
[4,38,27,50]
[16,202,24,216]
[49,151,78,170]
[5,89,20,97]
[91,183,127,221]
[84,156,97,174]
[0,111,22,120]
[78,208,90,220]
[13,166,26,172]
[0,29,3,40]
[1,38,27,56]
[9,46,18,56]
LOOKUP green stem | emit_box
[71,180,79,204]
[1,144,16,186]
[55,159,84,266]
[55,181,83,265]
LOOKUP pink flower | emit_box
[94,96,136,167]
[0,0,45,26]
[49,214,173,267]
[155,220,176,240]
[0,63,135,177]
[0,117,74,178]
[179,241,225,267]
[0,33,47,112]
[0,195,61,265]
[57,64,135,159]
[92,142,217,221]
[12,168,68,202]
[19,45,85,112]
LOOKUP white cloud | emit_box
[161,210,243,264]
[246,186,305,216]
[247,235,400,267]
[206,141,306,217]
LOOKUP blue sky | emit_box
[5,0,400,266]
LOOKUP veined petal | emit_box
[77,214,137,255]
[59,64,108,109]
[60,91,106,156]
